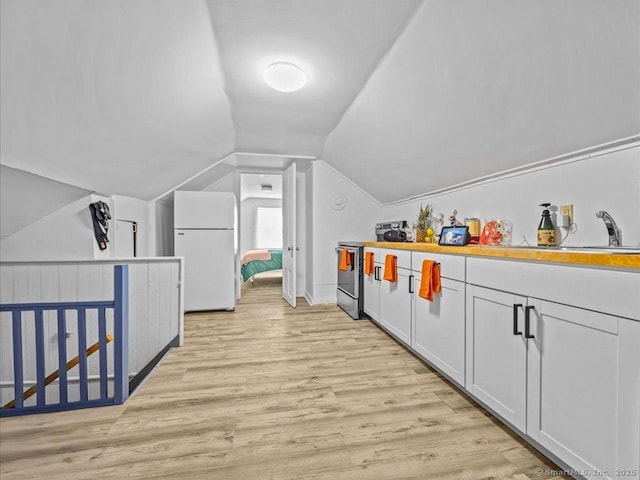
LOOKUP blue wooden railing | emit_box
[0,265,129,417]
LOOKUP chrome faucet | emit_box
[596,211,622,246]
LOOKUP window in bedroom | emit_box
[255,207,282,249]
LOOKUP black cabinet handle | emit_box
[513,303,522,335]
[409,275,414,293]
[525,305,535,339]
[375,266,380,281]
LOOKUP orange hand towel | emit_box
[383,255,397,282]
[339,248,351,271]
[418,260,442,301]
[364,252,375,276]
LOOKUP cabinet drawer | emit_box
[379,248,411,270]
[364,247,379,259]
[467,257,640,320]
[412,251,465,281]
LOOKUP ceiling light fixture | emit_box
[263,62,306,92]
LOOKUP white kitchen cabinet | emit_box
[465,285,528,433]
[412,276,465,387]
[363,247,381,321]
[411,252,466,387]
[411,274,465,386]
[371,248,412,346]
[361,249,639,479]
[526,299,640,480]
[466,266,640,480]
[378,268,413,345]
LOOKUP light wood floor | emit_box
[0,278,565,479]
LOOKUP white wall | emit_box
[306,161,383,304]
[154,200,174,257]
[0,193,112,262]
[240,197,283,255]
[0,190,158,261]
[112,195,154,257]
[384,144,640,247]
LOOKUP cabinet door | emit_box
[466,285,527,433]
[363,265,380,321]
[378,269,413,346]
[412,277,465,386]
[527,299,640,480]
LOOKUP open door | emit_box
[282,163,296,307]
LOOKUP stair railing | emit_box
[0,265,129,417]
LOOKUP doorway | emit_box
[239,173,283,288]
[114,219,137,257]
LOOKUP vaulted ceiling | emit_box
[1,0,638,205]
[1,0,235,201]
[206,0,421,157]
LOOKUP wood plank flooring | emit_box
[0,277,566,479]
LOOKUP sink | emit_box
[570,246,640,254]
[486,245,640,254]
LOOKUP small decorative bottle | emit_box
[537,203,557,246]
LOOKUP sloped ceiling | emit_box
[0,165,92,239]
[0,0,235,201]
[206,0,422,156]
[1,0,638,206]
[322,0,640,204]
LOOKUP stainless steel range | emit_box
[336,241,365,319]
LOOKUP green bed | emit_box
[241,248,283,282]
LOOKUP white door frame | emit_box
[234,167,287,300]
[282,163,296,307]
[114,219,137,257]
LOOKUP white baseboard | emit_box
[303,290,337,306]
[303,290,313,306]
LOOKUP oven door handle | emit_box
[335,247,357,253]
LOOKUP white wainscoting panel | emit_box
[0,258,183,406]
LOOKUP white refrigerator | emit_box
[174,191,236,311]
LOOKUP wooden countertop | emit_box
[363,242,640,270]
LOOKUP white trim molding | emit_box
[385,135,640,207]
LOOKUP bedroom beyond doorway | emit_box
[239,173,283,287]
[242,269,282,291]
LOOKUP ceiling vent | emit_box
[261,184,273,192]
